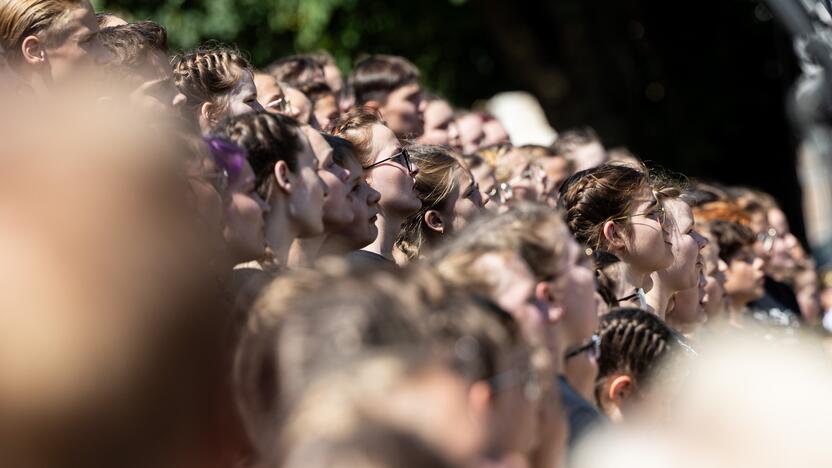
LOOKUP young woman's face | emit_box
[724,248,766,304]
[660,200,708,291]
[766,208,798,279]
[456,114,485,154]
[444,167,484,234]
[365,124,422,216]
[312,93,339,131]
[287,131,328,237]
[419,99,455,146]
[226,70,266,117]
[329,157,381,249]
[224,160,269,263]
[618,188,674,274]
[381,82,424,138]
[40,2,107,84]
[302,127,354,229]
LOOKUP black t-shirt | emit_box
[558,375,604,448]
[347,249,397,270]
[747,276,801,328]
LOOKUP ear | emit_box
[535,281,564,323]
[21,35,45,66]
[198,101,217,130]
[467,380,492,421]
[602,220,625,249]
[423,209,445,234]
[273,160,292,194]
[608,374,633,407]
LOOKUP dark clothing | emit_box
[748,276,801,328]
[347,249,397,270]
[558,375,604,448]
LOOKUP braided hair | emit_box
[558,163,650,253]
[171,44,252,125]
[594,307,683,407]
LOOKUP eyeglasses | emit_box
[267,96,292,114]
[610,193,667,225]
[363,148,414,173]
[565,334,601,361]
[757,227,778,252]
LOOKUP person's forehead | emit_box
[392,81,421,98]
[286,87,310,108]
[254,74,280,95]
[52,3,97,39]
[370,123,399,152]
[303,127,332,156]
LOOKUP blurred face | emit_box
[615,188,674,275]
[322,63,343,96]
[491,346,540,455]
[456,114,485,154]
[224,161,269,263]
[287,130,328,237]
[284,86,312,124]
[501,150,545,203]
[724,247,766,305]
[766,208,798,280]
[702,241,728,319]
[302,127,354,228]
[550,235,599,349]
[481,118,510,147]
[564,351,597,403]
[538,156,571,202]
[329,156,381,249]
[470,163,497,212]
[570,142,607,172]
[669,272,707,329]
[419,99,455,146]
[443,167,484,234]
[380,81,423,138]
[226,70,265,117]
[253,73,289,114]
[364,124,422,217]
[660,200,708,291]
[313,93,339,131]
[36,3,106,84]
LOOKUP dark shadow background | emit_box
[98,0,805,241]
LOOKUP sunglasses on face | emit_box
[363,148,414,173]
[565,334,601,361]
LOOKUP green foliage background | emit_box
[92,0,510,107]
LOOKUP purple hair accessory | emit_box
[204,136,246,185]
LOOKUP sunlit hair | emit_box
[329,106,386,167]
[97,21,167,81]
[211,111,303,200]
[558,163,651,252]
[266,54,331,100]
[0,0,83,64]
[397,145,468,261]
[594,307,683,408]
[432,202,570,284]
[171,44,252,124]
[693,200,751,226]
[349,54,420,104]
[550,127,601,156]
[475,143,511,167]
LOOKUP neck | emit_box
[644,272,675,318]
[362,211,402,261]
[264,200,296,267]
[618,260,649,293]
[728,296,748,325]
[288,235,325,268]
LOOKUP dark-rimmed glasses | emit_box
[363,148,414,173]
[565,334,601,361]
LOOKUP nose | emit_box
[481,190,491,207]
[693,230,708,249]
[318,174,329,197]
[367,186,381,205]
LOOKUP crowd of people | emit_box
[2,2,831,468]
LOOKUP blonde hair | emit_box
[0,0,83,64]
[171,45,252,124]
[396,145,467,261]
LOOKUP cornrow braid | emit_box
[594,307,683,406]
[171,44,252,125]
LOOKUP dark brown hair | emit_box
[348,54,420,105]
[98,21,167,76]
[707,219,756,262]
[559,163,650,251]
[266,54,331,100]
[211,111,303,199]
